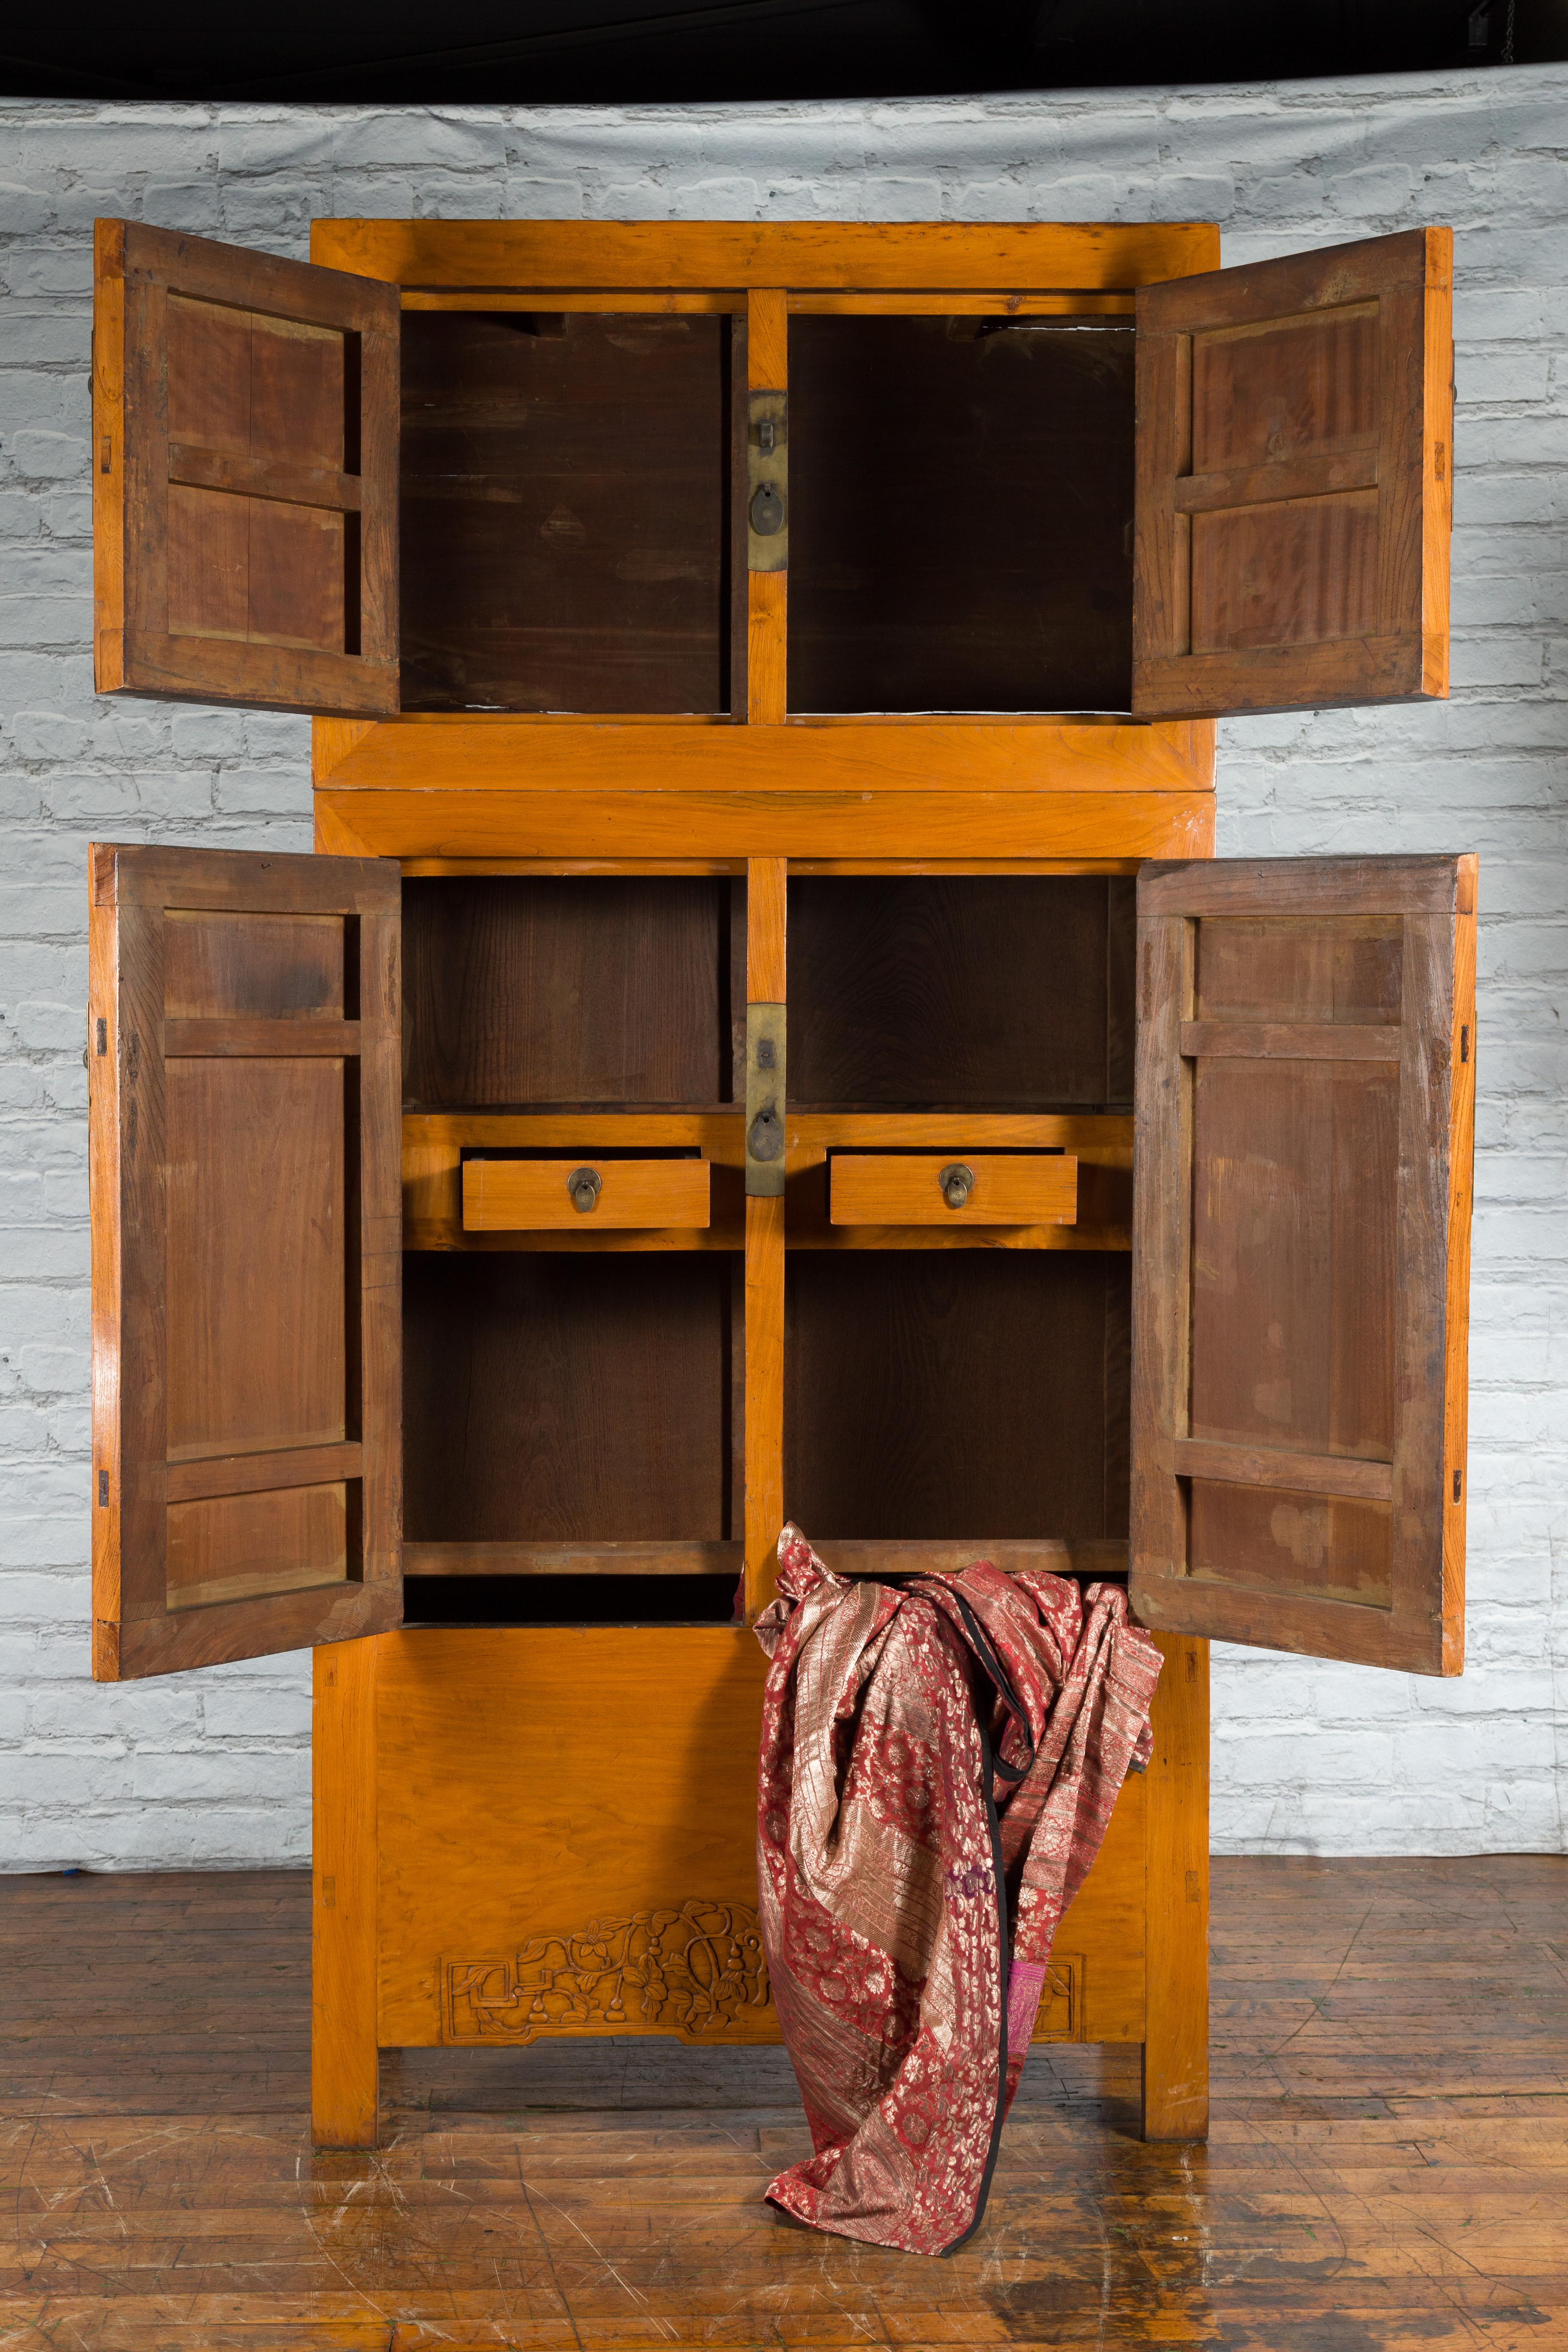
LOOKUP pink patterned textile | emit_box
[753,1525,1161,2256]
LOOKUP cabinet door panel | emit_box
[93,221,399,716]
[1131,855,1475,1675]
[1133,230,1452,718]
[90,846,403,1678]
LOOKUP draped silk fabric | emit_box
[753,1526,1162,2256]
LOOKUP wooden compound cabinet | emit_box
[86,216,1473,2151]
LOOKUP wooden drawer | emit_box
[462,1156,711,1231]
[828,1152,1078,1227]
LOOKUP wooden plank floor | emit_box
[0,1857,1564,2349]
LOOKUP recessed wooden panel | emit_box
[1190,493,1378,656]
[167,484,347,654]
[828,1152,1078,1227]
[401,876,726,1109]
[164,910,346,1021]
[165,1057,347,1463]
[788,317,1134,714]
[93,222,398,716]
[1190,1059,1398,1461]
[1190,308,1378,475]
[1196,914,1402,1026]
[462,1155,711,1231]
[786,1250,1130,1542]
[1131,854,1476,1675]
[1190,1482,1393,1609]
[403,1252,732,1546]
[400,311,730,714]
[1134,229,1452,717]
[167,1482,349,1612]
[168,296,346,468]
[788,876,1135,1109]
[89,843,403,1679]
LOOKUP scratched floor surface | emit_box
[0,1857,1564,2349]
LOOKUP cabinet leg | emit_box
[1141,1632,1210,2141]
[312,1638,380,2149]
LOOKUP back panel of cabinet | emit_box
[400,312,733,714]
[404,1251,731,1544]
[789,874,1135,1109]
[785,1250,1131,1543]
[787,317,1135,715]
[402,875,731,1108]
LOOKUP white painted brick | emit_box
[1,72,1567,1867]
[6,430,85,481]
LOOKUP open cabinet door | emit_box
[1132,230,1452,719]
[1131,855,1476,1675]
[90,846,402,1678]
[93,221,399,716]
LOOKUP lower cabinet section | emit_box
[367,1624,1151,2055]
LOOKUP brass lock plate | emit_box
[745,1002,787,1196]
[747,390,788,574]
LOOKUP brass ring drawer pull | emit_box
[939,1162,974,1210]
[567,1167,603,1214]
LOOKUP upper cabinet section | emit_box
[1133,230,1454,719]
[90,218,1452,729]
[93,222,400,717]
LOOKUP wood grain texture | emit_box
[1133,228,1452,720]
[322,783,1219,866]
[400,311,728,715]
[1130,854,1475,1675]
[822,1536,1128,1578]
[746,854,787,1001]
[311,711,1217,795]
[6,1852,1566,2339]
[786,1251,1131,1544]
[789,873,1134,1108]
[88,843,402,1680]
[828,1151,1078,1226]
[1141,1631,1209,2140]
[787,315,1134,715]
[462,1155,712,1231]
[402,1253,731,1547]
[312,1639,379,2147]
[401,874,726,1109]
[309,216,1222,290]
[365,1623,1147,2053]
[744,1194,784,1615]
[403,1540,742,1577]
[93,219,399,718]
[1180,1017,1403,1062]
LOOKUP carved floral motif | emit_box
[443,1900,772,2046]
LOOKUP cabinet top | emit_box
[308,217,1221,291]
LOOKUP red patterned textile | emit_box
[753,1525,1161,2256]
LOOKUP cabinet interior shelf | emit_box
[401,1537,1129,1579]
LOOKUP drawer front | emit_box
[462,1156,712,1231]
[829,1152,1078,1227]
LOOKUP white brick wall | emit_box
[2,72,1564,1866]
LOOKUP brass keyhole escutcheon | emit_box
[748,1107,784,1163]
[567,1167,602,1214]
[939,1162,974,1210]
[750,481,784,536]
